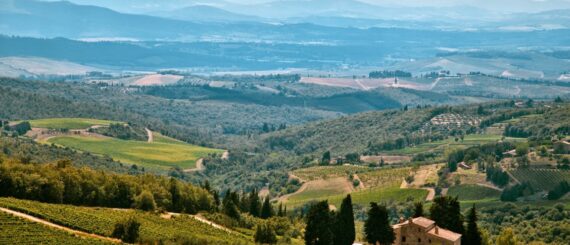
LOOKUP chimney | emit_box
[435,226,439,235]
[408,217,413,224]
[399,217,405,223]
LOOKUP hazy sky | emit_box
[46,0,570,13]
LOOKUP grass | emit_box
[0,197,251,244]
[24,118,121,129]
[291,165,370,181]
[447,184,501,201]
[0,211,109,245]
[47,135,223,170]
[508,169,570,191]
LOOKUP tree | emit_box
[254,223,278,244]
[429,196,464,234]
[364,202,394,245]
[112,216,140,243]
[463,205,482,245]
[261,198,274,219]
[305,201,334,245]
[496,228,517,245]
[554,96,563,103]
[249,189,262,217]
[333,195,355,245]
[134,190,156,211]
[413,202,424,218]
[321,151,331,165]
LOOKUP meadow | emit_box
[0,198,251,244]
[385,134,524,155]
[24,118,121,129]
[291,165,370,181]
[47,135,223,170]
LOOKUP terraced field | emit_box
[358,167,411,188]
[0,211,108,244]
[47,134,223,170]
[24,118,121,129]
[0,198,251,244]
[509,169,570,191]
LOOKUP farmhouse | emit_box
[392,217,461,245]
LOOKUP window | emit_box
[402,236,406,242]
[429,239,432,243]
[418,238,421,242]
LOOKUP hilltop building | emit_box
[392,217,461,245]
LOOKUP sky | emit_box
[45,0,570,13]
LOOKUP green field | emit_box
[509,169,570,191]
[24,118,121,129]
[0,211,108,245]
[47,135,223,170]
[0,198,251,244]
[447,184,501,201]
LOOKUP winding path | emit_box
[145,128,153,143]
[0,207,121,243]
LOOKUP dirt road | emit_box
[145,128,153,143]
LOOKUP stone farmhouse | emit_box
[392,217,461,245]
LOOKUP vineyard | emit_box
[447,185,501,201]
[291,165,370,181]
[358,167,411,188]
[509,169,570,191]
[0,198,251,244]
[0,211,108,245]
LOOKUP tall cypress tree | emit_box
[249,188,261,217]
[413,202,424,218]
[333,195,355,245]
[464,205,482,245]
[364,202,394,245]
[260,198,274,219]
[305,201,334,245]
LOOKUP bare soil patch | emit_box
[132,74,183,86]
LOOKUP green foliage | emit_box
[429,196,464,234]
[364,202,394,245]
[413,202,424,218]
[321,151,331,165]
[333,195,355,245]
[0,157,213,212]
[91,123,147,141]
[254,222,277,244]
[304,201,333,245]
[500,182,534,202]
[496,228,517,245]
[260,198,274,219]
[547,181,570,200]
[463,205,482,245]
[112,216,141,243]
[134,190,157,211]
[26,118,120,130]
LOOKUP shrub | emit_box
[111,216,141,243]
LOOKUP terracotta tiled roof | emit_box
[411,217,435,229]
[427,226,462,242]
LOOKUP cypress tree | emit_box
[333,195,355,245]
[364,202,394,245]
[464,205,482,245]
[260,198,274,219]
[277,202,284,217]
[249,188,261,217]
[305,201,334,245]
[413,202,424,218]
